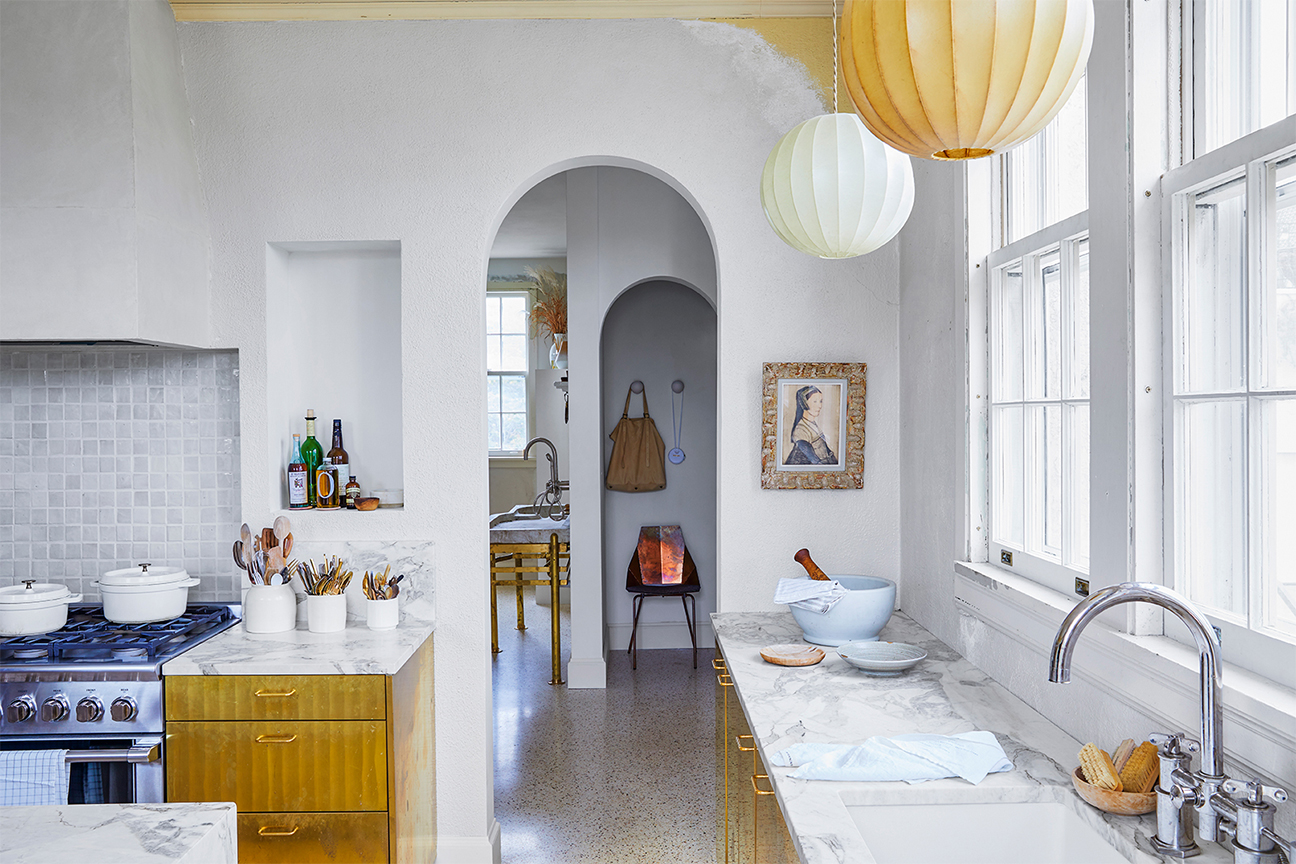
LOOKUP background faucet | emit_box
[523,437,565,511]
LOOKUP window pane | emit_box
[1026,251,1062,400]
[501,295,527,335]
[1067,403,1090,571]
[1178,399,1247,617]
[1181,176,1247,394]
[1260,155,1296,389]
[500,335,527,371]
[994,263,1024,401]
[1007,135,1044,243]
[1052,74,1088,224]
[501,374,526,412]
[992,405,1024,548]
[1069,239,1090,399]
[1002,74,1086,246]
[1259,398,1296,637]
[486,296,501,335]
[1028,404,1063,560]
[501,413,527,452]
[488,414,501,451]
[1197,0,1296,154]
[487,335,503,372]
[487,376,501,412]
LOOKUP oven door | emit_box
[3,735,163,803]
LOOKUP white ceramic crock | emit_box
[96,564,201,624]
[0,581,83,636]
[243,583,298,634]
[366,597,398,631]
[306,593,347,633]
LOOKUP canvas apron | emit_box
[606,386,667,492]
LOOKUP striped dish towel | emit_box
[0,749,69,806]
[773,577,848,614]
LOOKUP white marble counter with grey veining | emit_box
[0,802,237,863]
[712,610,1232,864]
[163,540,434,676]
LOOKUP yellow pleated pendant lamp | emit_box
[841,0,1094,161]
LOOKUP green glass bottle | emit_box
[301,409,324,506]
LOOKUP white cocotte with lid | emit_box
[0,580,83,636]
[96,564,201,624]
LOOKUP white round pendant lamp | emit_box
[840,0,1094,161]
[760,112,915,259]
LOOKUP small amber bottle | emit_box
[345,475,361,509]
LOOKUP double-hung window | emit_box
[486,290,530,454]
[985,75,1090,594]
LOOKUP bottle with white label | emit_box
[288,434,310,509]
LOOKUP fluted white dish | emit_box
[836,640,926,676]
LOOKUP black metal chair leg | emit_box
[629,593,645,670]
[681,593,697,668]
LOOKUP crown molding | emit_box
[169,0,836,22]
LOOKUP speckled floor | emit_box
[493,586,718,864]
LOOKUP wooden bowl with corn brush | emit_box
[1072,740,1158,816]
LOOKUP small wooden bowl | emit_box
[1072,767,1156,815]
[355,497,380,511]
[759,644,825,666]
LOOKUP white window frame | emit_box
[486,286,532,457]
[1163,118,1296,687]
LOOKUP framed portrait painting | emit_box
[761,362,866,489]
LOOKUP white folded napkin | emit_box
[773,577,848,614]
[771,731,1013,785]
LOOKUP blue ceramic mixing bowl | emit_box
[788,574,896,646]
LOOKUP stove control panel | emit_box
[0,682,161,735]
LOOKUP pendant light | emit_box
[760,3,915,259]
[840,0,1094,161]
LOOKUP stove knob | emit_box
[39,695,70,722]
[110,696,138,722]
[76,696,104,723]
[5,695,36,723]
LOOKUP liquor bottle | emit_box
[327,419,350,496]
[316,457,339,509]
[345,475,361,509]
[288,434,310,509]
[301,410,324,506]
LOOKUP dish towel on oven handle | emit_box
[770,731,1013,785]
[0,748,70,805]
[772,577,848,614]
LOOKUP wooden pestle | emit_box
[793,549,831,581]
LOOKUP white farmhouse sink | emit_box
[848,801,1128,864]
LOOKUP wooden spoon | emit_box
[240,524,253,567]
[273,516,291,543]
[280,533,293,558]
[232,540,247,571]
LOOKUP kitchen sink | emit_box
[847,800,1128,864]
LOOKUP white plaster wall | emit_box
[173,18,902,858]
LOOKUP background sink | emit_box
[847,801,1128,864]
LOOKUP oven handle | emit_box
[64,740,160,765]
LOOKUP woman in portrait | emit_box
[785,385,838,465]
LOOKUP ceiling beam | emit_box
[169,0,836,22]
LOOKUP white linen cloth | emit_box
[0,749,69,805]
[773,577,848,614]
[771,731,1013,785]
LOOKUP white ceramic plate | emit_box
[836,640,927,676]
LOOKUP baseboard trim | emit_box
[607,619,715,652]
[566,655,607,689]
[434,820,501,864]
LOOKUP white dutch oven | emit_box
[0,580,83,636]
[96,564,200,624]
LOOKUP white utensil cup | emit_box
[306,593,347,633]
[366,597,398,631]
[243,584,297,633]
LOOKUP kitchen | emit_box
[2,1,1295,863]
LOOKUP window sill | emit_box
[488,456,536,468]
[953,561,1296,784]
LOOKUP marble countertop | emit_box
[712,610,1232,864]
[163,540,434,676]
[488,516,570,545]
[1,802,236,863]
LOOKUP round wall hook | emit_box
[671,379,685,393]
[630,380,644,393]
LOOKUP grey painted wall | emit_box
[600,281,717,650]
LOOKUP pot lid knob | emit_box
[22,579,34,590]
[139,563,151,573]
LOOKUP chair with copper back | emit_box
[626,525,701,670]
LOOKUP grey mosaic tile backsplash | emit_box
[0,347,243,602]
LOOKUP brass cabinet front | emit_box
[167,719,388,812]
[237,811,388,863]
[166,674,386,721]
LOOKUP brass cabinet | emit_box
[715,648,798,864]
[166,636,435,863]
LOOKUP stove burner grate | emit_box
[0,605,235,664]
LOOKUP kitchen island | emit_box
[712,610,1231,864]
[2,802,237,863]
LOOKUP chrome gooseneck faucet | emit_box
[522,437,566,514]
[1049,582,1292,863]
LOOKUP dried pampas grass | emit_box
[526,265,567,343]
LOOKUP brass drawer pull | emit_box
[735,734,756,753]
[254,688,297,698]
[255,733,298,744]
[258,825,300,837]
[712,657,726,671]
[752,773,775,796]
[716,673,733,687]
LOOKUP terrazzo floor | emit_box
[493,586,718,863]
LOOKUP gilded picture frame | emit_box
[761,361,866,489]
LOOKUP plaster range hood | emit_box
[0,0,212,348]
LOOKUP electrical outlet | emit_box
[1075,577,1089,597]
[1000,549,1013,566]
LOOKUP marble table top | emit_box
[1,802,236,863]
[712,610,1232,864]
[163,540,434,676]
[488,516,570,545]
